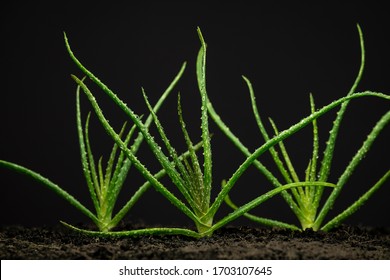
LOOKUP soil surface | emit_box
[1,224,389,259]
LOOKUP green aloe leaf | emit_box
[0,160,98,224]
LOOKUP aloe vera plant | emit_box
[207,24,390,231]
[66,28,300,237]
[66,27,389,237]
[0,60,190,233]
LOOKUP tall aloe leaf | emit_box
[318,24,365,183]
[196,27,213,201]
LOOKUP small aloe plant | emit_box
[66,27,389,238]
[67,28,304,237]
[0,59,190,233]
[207,24,390,231]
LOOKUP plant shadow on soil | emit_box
[1,223,389,260]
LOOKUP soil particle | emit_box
[1,224,389,259]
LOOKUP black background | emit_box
[1,2,389,229]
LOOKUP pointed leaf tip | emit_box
[63,31,69,42]
[197,27,206,47]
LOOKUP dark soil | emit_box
[1,224,389,259]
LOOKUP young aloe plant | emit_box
[66,28,300,237]
[66,27,389,237]
[0,60,188,233]
[207,24,390,231]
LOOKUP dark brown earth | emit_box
[1,224,389,259]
